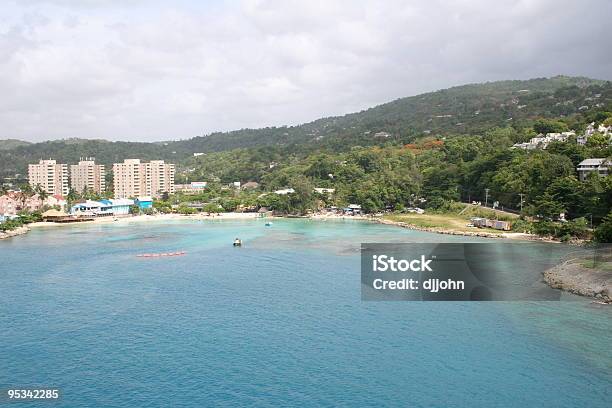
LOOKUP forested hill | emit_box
[1,75,611,178]
[0,139,31,150]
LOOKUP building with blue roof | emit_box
[135,196,153,210]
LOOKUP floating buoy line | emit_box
[137,251,187,258]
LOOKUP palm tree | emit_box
[17,184,34,210]
[66,188,79,208]
[35,185,49,209]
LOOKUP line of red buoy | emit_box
[137,251,187,258]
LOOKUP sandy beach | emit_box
[26,212,262,229]
[12,211,552,245]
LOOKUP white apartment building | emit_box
[28,159,69,196]
[70,158,105,194]
[149,160,176,198]
[112,159,175,199]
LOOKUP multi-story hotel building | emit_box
[28,159,69,196]
[148,160,175,198]
[112,159,175,199]
[70,158,106,194]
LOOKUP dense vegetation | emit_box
[2,76,611,241]
[0,211,42,232]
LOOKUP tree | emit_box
[34,184,49,208]
[533,119,568,135]
[421,166,460,208]
[287,178,315,214]
[177,205,197,214]
[66,189,79,207]
[530,192,565,220]
[17,184,34,209]
[594,212,612,243]
[586,133,610,149]
[545,177,585,219]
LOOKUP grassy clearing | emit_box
[384,204,519,233]
[581,260,612,271]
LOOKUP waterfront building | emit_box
[470,217,512,231]
[112,159,175,199]
[28,159,69,195]
[43,194,68,211]
[105,198,134,215]
[70,198,134,216]
[70,200,108,216]
[0,191,67,215]
[344,204,362,215]
[0,193,18,215]
[70,158,105,194]
[135,196,153,209]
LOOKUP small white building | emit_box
[577,122,612,145]
[374,132,391,139]
[274,188,295,195]
[511,131,575,150]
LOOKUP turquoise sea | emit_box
[0,219,610,407]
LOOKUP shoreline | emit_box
[5,212,554,244]
[372,217,556,242]
[26,212,262,229]
[0,225,30,240]
[543,260,611,302]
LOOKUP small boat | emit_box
[265,222,273,227]
[233,238,242,247]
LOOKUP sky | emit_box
[1,0,611,143]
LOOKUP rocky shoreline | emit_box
[0,226,30,240]
[544,261,611,302]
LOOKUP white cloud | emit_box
[1,0,611,142]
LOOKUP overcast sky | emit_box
[1,0,611,142]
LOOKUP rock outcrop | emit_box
[544,261,611,302]
[0,226,30,240]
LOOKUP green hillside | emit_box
[1,75,610,179]
[0,139,31,150]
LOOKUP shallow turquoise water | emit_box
[0,219,610,407]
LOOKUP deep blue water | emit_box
[1,219,610,407]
